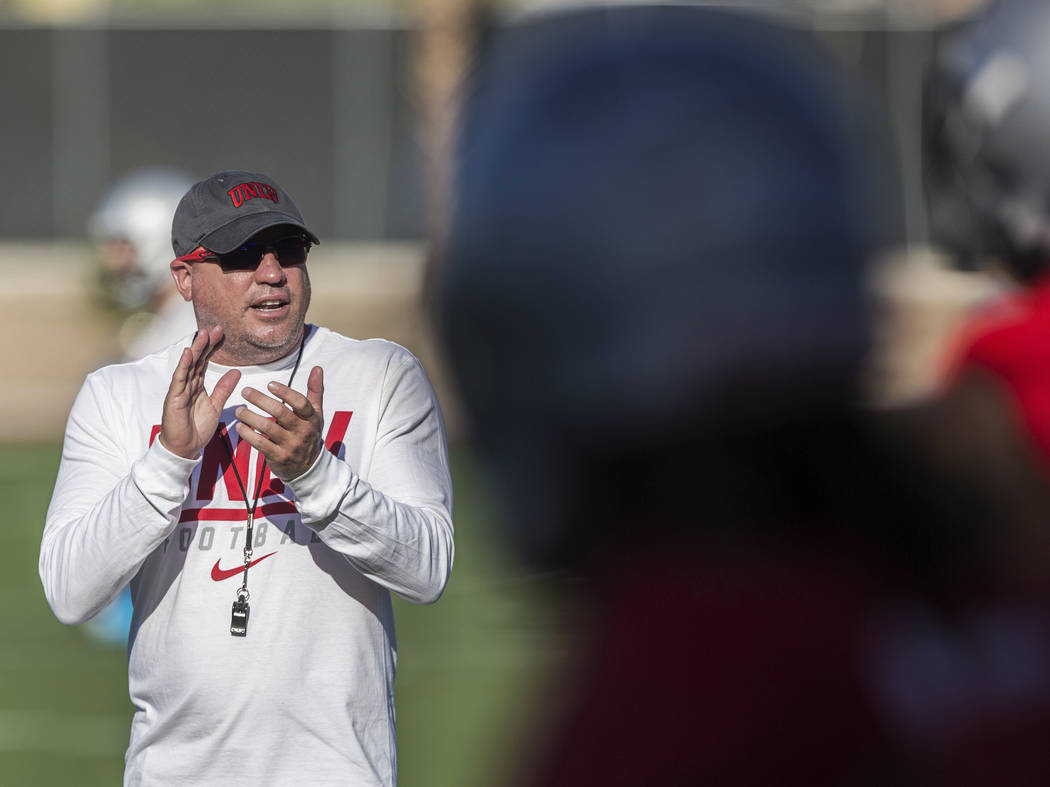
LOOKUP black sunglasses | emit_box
[177,234,312,272]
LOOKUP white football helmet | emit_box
[90,167,196,310]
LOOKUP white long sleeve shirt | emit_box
[40,325,454,786]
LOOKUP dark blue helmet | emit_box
[434,5,893,561]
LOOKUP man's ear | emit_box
[170,260,193,302]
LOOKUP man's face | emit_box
[171,225,312,365]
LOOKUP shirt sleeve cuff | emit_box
[130,436,202,505]
[286,447,354,525]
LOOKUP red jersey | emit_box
[947,276,1050,473]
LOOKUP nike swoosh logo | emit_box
[210,552,277,582]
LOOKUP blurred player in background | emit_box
[91,167,198,359]
[83,167,198,646]
[433,5,1050,784]
[926,0,1050,484]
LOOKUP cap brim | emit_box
[201,212,320,253]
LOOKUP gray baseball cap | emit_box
[171,170,320,256]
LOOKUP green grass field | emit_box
[0,444,565,786]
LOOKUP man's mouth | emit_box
[251,298,289,312]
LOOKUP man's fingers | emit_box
[260,366,323,420]
[202,325,224,361]
[208,360,323,481]
[264,381,308,413]
[306,366,324,415]
[211,369,241,411]
[232,421,275,457]
[168,347,193,395]
[241,387,297,426]
[235,407,281,444]
[190,325,224,373]
[177,328,214,393]
[191,326,211,352]
[186,326,210,365]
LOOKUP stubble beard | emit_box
[245,320,306,359]
[194,299,311,366]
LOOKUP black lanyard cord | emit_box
[220,328,309,636]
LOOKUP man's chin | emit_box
[246,325,304,356]
[211,316,306,365]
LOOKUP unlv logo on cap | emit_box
[228,182,279,209]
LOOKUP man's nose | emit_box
[254,252,286,283]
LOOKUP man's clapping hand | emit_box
[158,326,241,460]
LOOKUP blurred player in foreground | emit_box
[433,5,1050,785]
[927,0,1050,484]
[42,170,453,785]
[83,167,199,647]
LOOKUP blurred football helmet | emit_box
[435,6,893,563]
[925,0,1050,281]
[89,167,196,310]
